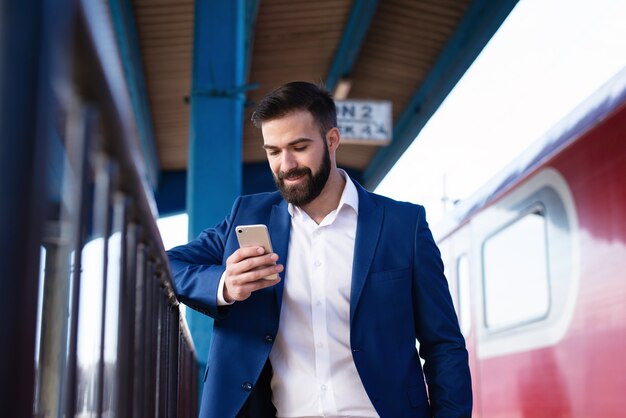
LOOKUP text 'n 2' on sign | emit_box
[335,99,392,145]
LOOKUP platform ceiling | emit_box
[131,0,518,188]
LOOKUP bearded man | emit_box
[167,82,472,418]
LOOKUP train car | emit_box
[436,66,626,417]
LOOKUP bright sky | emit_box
[158,212,189,250]
[375,0,626,226]
[158,0,626,246]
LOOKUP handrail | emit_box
[36,2,197,417]
[76,0,181,310]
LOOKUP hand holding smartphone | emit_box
[235,224,279,280]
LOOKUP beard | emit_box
[274,143,331,207]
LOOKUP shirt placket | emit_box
[309,224,337,416]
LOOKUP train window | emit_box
[482,207,550,332]
[470,169,578,358]
[457,254,472,336]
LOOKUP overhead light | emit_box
[333,78,352,100]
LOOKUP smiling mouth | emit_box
[278,167,310,185]
[284,174,305,184]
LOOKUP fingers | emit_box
[227,246,265,264]
[238,263,283,282]
[228,250,279,276]
[224,247,283,302]
[224,264,283,302]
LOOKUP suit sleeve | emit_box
[166,197,241,319]
[412,205,472,418]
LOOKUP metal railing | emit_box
[0,1,198,417]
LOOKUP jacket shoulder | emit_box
[228,191,285,224]
[237,191,283,208]
[367,190,425,213]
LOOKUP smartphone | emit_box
[235,224,278,280]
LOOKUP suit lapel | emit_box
[350,184,383,324]
[268,199,291,312]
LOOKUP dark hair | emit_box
[251,81,337,137]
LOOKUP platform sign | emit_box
[335,99,392,145]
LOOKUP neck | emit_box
[300,168,345,224]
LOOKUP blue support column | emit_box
[187,0,246,391]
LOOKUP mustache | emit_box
[277,167,311,181]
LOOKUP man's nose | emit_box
[280,152,297,172]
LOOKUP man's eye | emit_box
[267,150,279,156]
[293,146,306,152]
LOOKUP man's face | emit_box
[262,110,332,206]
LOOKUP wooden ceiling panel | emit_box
[133,0,193,170]
[131,0,480,175]
[242,0,353,162]
[349,0,472,127]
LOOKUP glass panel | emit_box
[132,244,146,418]
[456,255,471,336]
[33,246,47,412]
[76,154,111,416]
[75,236,105,415]
[102,228,122,417]
[483,210,550,331]
[34,98,95,418]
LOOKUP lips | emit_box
[278,167,310,184]
[284,173,305,184]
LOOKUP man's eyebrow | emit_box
[262,137,314,150]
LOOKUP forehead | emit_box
[260,110,321,145]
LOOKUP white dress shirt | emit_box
[217,172,378,417]
[269,172,377,418]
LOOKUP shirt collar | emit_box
[287,169,359,218]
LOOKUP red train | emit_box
[436,67,626,417]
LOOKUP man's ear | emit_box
[326,127,341,151]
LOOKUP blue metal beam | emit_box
[156,164,365,217]
[156,165,270,219]
[326,0,380,93]
[187,0,246,395]
[169,0,263,225]
[363,0,520,190]
[155,171,187,217]
[0,0,71,413]
[156,165,273,219]
[109,0,160,189]
[244,0,261,80]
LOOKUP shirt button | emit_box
[264,335,274,343]
[317,342,324,348]
[321,384,327,391]
[314,260,322,267]
[315,301,322,307]
[242,381,253,392]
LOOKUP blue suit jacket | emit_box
[168,181,472,418]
